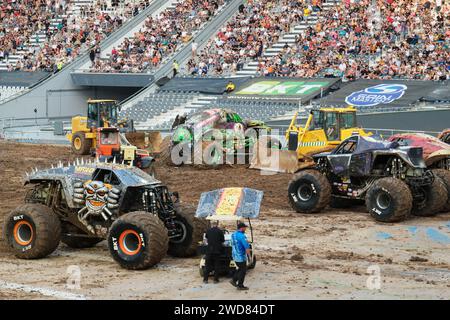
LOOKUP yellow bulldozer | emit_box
[67,99,163,155]
[251,106,371,173]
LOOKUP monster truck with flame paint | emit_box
[2,161,208,270]
[162,108,278,166]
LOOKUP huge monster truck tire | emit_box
[168,204,210,257]
[412,175,447,217]
[365,178,412,222]
[288,169,331,213]
[431,169,450,212]
[108,212,168,270]
[71,132,91,155]
[3,204,61,259]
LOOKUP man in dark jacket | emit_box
[203,221,225,284]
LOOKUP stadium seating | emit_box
[120,91,219,129]
[120,88,301,130]
[185,0,337,76]
[91,0,227,73]
[0,0,151,72]
[0,86,27,103]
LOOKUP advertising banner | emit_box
[322,79,441,109]
[233,78,339,101]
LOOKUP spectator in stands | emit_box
[91,0,225,73]
[186,0,307,76]
[0,0,150,72]
[173,60,179,78]
[257,0,449,81]
[90,48,96,67]
[184,0,449,81]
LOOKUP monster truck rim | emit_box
[119,230,142,255]
[13,221,34,246]
[297,184,313,202]
[171,221,187,244]
[376,192,391,210]
[73,137,82,150]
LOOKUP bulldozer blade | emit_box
[250,143,333,173]
[124,131,163,154]
[250,145,299,174]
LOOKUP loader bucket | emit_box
[250,143,300,173]
[250,142,335,173]
[125,131,163,154]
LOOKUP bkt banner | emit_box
[234,78,338,99]
[345,84,407,107]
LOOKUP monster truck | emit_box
[2,160,208,270]
[161,108,279,166]
[288,135,448,222]
[389,133,450,212]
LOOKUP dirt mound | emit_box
[155,163,292,212]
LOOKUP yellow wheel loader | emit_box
[67,99,163,156]
[251,107,371,173]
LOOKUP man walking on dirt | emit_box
[230,222,250,290]
[203,221,225,284]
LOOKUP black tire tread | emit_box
[168,203,209,257]
[288,169,331,213]
[109,212,168,270]
[72,132,91,155]
[366,177,412,222]
[412,175,447,216]
[431,169,450,212]
[4,203,61,259]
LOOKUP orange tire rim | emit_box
[13,221,34,246]
[118,230,142,256]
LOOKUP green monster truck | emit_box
[162,108,278,166]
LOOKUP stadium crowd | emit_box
[91,0,224,73]
[257,0,449,80]
[0,0,151,72]
[186,0,322,76]
[186,0,449,80]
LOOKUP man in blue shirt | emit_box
[230,222,250,290]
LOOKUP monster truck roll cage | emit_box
[315,154,434,200]
[24,180,186,241]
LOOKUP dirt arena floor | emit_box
[0,141,449,300]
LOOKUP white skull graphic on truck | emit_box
[73,181,121,220]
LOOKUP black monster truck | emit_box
[288,135,448,222]
[2,160,208,270]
